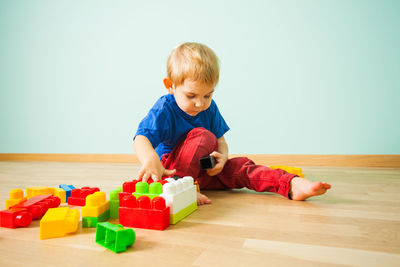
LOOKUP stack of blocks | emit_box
[82,191,110,228]
[40,207,80,239]
[68,187,100,206]
[160,176,197,224]
[118,177,197,230]
[119,180,170,230]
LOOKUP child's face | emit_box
[169,79,214,117]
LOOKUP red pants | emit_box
[161,128,297,199]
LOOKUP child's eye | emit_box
[187,95,195,99]
[204,95,211,99]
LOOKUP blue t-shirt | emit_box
[135,94,230,159]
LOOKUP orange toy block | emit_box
[54,188,66,204]
[82,191,109,218]
[26,186,55,199]
[6,189,27,209]
[269,165,305,178]
[40,207,80,239]
[26,186,66,203]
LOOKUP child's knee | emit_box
[187,127,217,143]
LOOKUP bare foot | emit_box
[290,177,331,201]
[197,192,211,205]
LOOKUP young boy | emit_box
[133,42,331,205]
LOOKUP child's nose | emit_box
[195,100,203,108]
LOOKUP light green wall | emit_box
[1,0,399,154]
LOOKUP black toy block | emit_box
[200,156,216,170]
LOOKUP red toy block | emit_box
[0,195,61,228]
[0,208,32,228]
[119,195,170,230]
[122,180,138,193]
[119,192,132,202]
[67,187,100,206]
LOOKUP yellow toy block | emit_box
[270,165,305,178]
[6,189,27,209]
[40,207,80,239]
[82,191,109,218]
[54,188,66,203]
[27,186,55,199]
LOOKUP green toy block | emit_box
[82,209,110,228]
[96,222,135,253]
[110,187,122,200]
[132,182,162,200]
[82,217,98,228]
[109,187,122,219]
[171,201,197,224]
[135,181,149,193]
[110,200,119,219]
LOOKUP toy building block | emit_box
[26,186,67,203]
[132,182,163,200]
[59,184,75,200]
[160,176,197,224]
[82,191,109,217]
[1,195,61,228]
[82,191,110,228]
[119,195,170,230]
[96,222,135,253]
[82,210,110,228]
[26,186,55,199]
[0,208,32,228]
[5,189,27,209]
[269,165,305,178]
[200,155,216,170]
[122,180,138,193]
[54,188,67,204]
[109,188,122,219]
[67,187,100,206]
[40,207,80,239]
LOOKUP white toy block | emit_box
[160,176,197,224]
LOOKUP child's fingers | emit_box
[210,151,221,158]
[142,172,151,182]
[164,169,176,176]
[151,173,160,182]
[206,170,214,176]
[206,165,222,176]
[136,168,145,180]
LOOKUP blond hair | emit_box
[166,42,219,87]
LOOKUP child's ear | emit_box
[163,78,174,94]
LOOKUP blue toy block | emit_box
[59,184,75,199]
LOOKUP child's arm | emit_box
[133,135,176,182]
[207,136,228,176]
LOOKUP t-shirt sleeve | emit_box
[210,100,230,139]
[134,106,170,149]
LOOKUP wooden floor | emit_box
[0,161,399,267]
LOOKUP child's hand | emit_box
[137,160,176,182]
[206,151,228,176]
